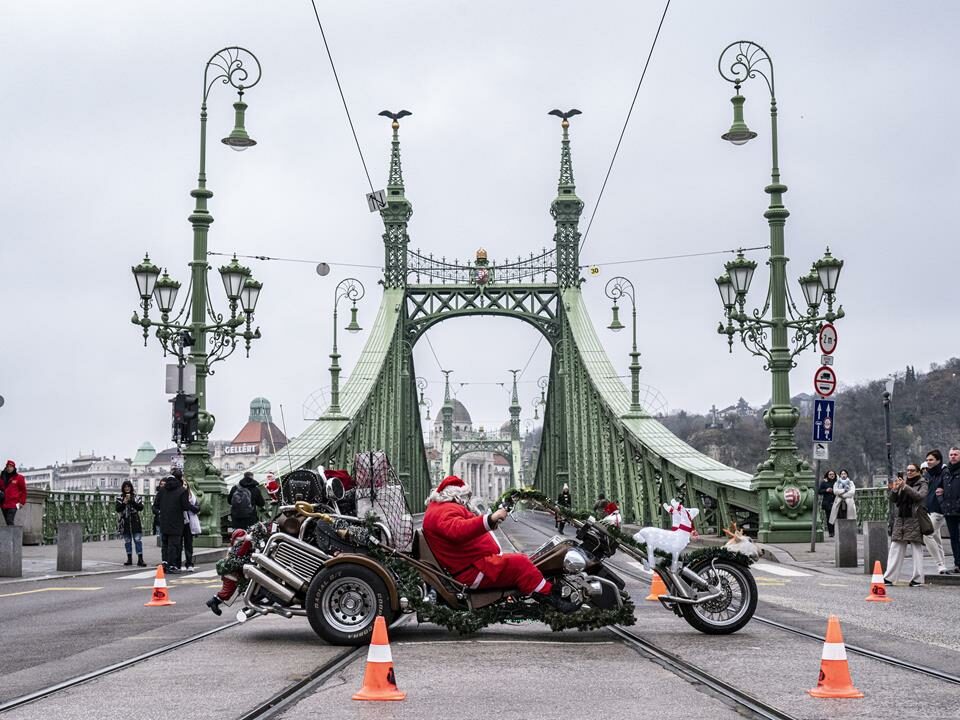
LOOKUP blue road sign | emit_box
[813,398,836,442]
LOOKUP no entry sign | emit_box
[814,366,837,397]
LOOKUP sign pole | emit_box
[809,458,821,552]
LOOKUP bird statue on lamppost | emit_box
[715,40,845,542]
[604,276,644,417]
[325,278,365,417]
[130,47,264,547]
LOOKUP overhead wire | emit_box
[308,0,376,193]
[579,0,672,254]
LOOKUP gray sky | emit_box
[2,1,958,467]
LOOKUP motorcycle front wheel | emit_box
[305,563,394,645]
[678,558,757,635]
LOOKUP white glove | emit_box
[16,503,22,509]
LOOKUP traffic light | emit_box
[170,393,199,444]
[183,394,199,443]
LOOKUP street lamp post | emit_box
[715,41,845,543]
[130,47,264,547]
[882,380,894,485]
[326,278,365,417]
[605,276,643,416]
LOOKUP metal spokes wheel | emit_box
[322,577,378,633]
[680,559,758,635]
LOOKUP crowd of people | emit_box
[113,468,270,574]
[817,446,960,586]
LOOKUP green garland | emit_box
[496,488,756,569]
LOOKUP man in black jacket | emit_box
[228,471,265,530]
[154,472,190,573]
[939,447,960,574]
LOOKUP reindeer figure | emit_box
[633,499,700,571]
[722,522,759,561]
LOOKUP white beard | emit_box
[425,483,481,513]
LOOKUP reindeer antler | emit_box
[722,521,740,539]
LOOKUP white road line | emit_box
[752,562,811,577]
[119,570,160,580]
[190,569,218,578]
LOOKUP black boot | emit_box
[537,592,579,614]
[123,554,133,566]
[137,554,146,567]
[206,597,223,616]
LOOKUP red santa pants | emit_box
[456,553,552,596]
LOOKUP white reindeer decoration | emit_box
[722,522,759,561]
[633,499,699,571]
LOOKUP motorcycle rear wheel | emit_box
[678,558,757,635]
[305,563,394,645]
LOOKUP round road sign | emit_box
[819,323,838,355]
[814,366,837,397]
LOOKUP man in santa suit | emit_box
[422,475,576,613]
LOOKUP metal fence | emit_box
[42,492,156,544]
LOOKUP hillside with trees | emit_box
[660,357,960,485]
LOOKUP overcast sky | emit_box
[2,1,958,467]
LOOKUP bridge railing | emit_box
[42,492,156,544]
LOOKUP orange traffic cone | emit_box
[645,572,668,601]
[352,616,405,701]
[144,564,176,607]
[807,615,863,698]
[865,560,892,603]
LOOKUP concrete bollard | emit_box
[863,521,889,574]
[56,523,83,572]
[0,526,23,577]
[835,518,858,568]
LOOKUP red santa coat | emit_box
[422,500,551,596]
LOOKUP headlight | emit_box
[563,548,587,573]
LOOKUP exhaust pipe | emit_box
[251,552,308,593]
[243,565,296,604]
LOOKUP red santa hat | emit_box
[604,501,619,515]
[437,475,465,493]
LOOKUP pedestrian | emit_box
[182,480,201,572]
[0,460,27,526]
[883,462,929,587]
[115,480,147,567]
[921,450,949,574]
[154,469,189,574]
[828,468,857,527]
[556,483,572,534]
[228,471,265,531]
[939,446,960,574]
[592,493,607,513]
[818,469,837,537]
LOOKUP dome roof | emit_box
[249,397,273,423]
[434,398,472,426]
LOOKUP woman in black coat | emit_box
[154,473,190,573]
[115,480,146,567]
[818,469,837,537]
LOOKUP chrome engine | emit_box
[242,533,331,617]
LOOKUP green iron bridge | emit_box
[231,114,818,542]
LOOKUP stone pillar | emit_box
[0,526,23,577]
[834,518,858,568]
[862,521,889,574]
[57,522,83,572]
[20,486,49,545]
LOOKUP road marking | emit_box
[0,587,103,598]
[119,570,161,580]
[190,569,218,578]
[818,583,849,587]
[627,561,651,574]
[752,562,811,577]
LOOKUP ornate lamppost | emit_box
[605,276,643,416]
[715,40,844,542]
[326,278,365,417]
[130,47,264,547]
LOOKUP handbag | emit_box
[917,506,934,536]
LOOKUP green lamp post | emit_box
[325,277,365,417]
[716,40,845,542]
[605,276,644,417]
[130,47,264,547]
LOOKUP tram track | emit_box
[0,619,247,714]
[509,514,960,688]
[497,519,801,720]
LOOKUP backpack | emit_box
[231,485,253,516]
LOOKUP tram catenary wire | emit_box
[510,512,960,687]
[496,520,801,720]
